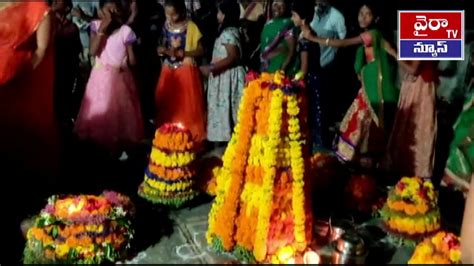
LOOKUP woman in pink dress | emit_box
[74,0,144,156]
[386,61,438,178]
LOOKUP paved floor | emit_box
[119,202,239,264]
[118,199,415,264]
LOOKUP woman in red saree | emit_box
[0,2,60,178]
[0,2,60,262]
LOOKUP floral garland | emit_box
[287,92,306,250]
[23,192,134,264]
[408,231,461,264]
[254,84,284,262]
[209,74,259,250]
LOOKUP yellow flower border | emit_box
[144,176,193,192]
[150,148,195,168]
[287,93,307,250]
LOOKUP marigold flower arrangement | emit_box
[23,191,134,264]
[379,177,441,246]
[206,71,313,263]
[196,157,223,196]
[138,123,199,207]
[408,231,461,264]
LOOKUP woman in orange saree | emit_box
[0,3,59,262]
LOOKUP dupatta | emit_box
[0,2,50,86]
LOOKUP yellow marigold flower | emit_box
[277,246,294,263]
[418,243,434,256]
[450,249,462,262]
[414,220,426,234]
[55,244,70,258]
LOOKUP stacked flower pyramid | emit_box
[380,177,441,245]
[206,72,313,263]
[408,231,462,264]
[138,123,199,207]
[23,191,134,264]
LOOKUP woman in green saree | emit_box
[259,0,296,75]
[303,2,398,167]
[442,79,474,197]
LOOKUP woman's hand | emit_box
[200,65,211,77]
[383,40,398,59]
[98,9,113,33]
[71,6,85,19]
[31,13,52,69]
[157,46,167,56]
[175,49,184,58]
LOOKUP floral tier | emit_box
[138,123,199,207]
[206,72,313,263]
[408,231,461,264]
[23,191,134,264]
[379,177,441,246]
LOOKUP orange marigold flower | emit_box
[405,204,417,216]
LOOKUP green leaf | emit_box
[51,225,58,238]
[68,248,77,261]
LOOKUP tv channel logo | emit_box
[398,11,464,60]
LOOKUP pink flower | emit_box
[103,191,122,206]
[245,71,259,83]
[44,204,55,214]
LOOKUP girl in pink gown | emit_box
[74,0,144,155]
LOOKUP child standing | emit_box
[200,0,245,148]
[155,0,206,142]
[291,1,323,152]
[74,0,144,157]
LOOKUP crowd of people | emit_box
[1,0,474,263]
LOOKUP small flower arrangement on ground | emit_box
[139,123,200,207]
[379,177,441,246]
[408,231,461,264]
[23,191,134,264]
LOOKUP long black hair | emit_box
[99,0,125,34]
[164,0,187,21]
[358,0,381,30]
[291,0,315,24]
[48,0,73,12]
[273,0,293,18]
[218,0,240,35]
